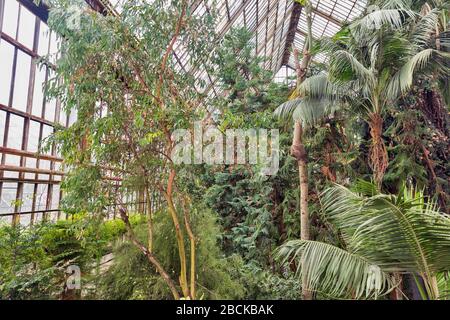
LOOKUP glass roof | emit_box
[105,0,367,92]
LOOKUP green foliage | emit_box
[204,169,279,262]
[42,0,218,216]
[213,27,289,129]
[94,207,247,300]
[276,182,450,299]
[10,0,448,301]
[0,215,138,299]
[0,224,57,299]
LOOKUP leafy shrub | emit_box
[93,207,246,300]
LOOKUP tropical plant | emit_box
[296,0,449,187]
[276,181,450,300]
[272,0,322,300]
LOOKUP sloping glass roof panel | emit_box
[283,0,367,73]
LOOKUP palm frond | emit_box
[294,98,337,128]
[410,8,440,47]
[436,271,450,300]
[297,73,347,101]
[274,97,337,128]
[352,179,379,196]
[352,9,415,33]
[273,98,302,123]
[387,49,450,97]
[370,42,379,70]
[321,183,450,298]
[331,50,374,85]
[275,240,395,299]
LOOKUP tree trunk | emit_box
[368,112,388,188]
[165,193,190,298]
[119,207,181,299]
[145,186,153,252]
[181,195,196,299]
[292,121,312,300]
[293,46,312,300]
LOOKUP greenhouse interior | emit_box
[0,0,449,302]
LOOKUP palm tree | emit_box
[273,0,316,300]
[274,87,338,301]
[276,180,450,300]
[301,0,449,187]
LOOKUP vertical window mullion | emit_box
[15,12,40,226]
[38,29,51,221]
[10,4,22,226]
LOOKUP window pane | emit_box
[38,21,50,56]
[3,154,19,178]
[27,120,40,152]
[51,185,60,210]
[0,41,14,105]
[21,183,35,212]
[0,110,6,144]
[45,71,56,121]
[7,114,23,149]
[32,65,46,117]
[24,157,36,179]
[38,159,50,180]
[0,183,17,215]
[49,31,60,64]
[12,51,32,112]
[20,213,31,226]
[35,184,48,210]
[2,0,19,38]
[17,5,36,49]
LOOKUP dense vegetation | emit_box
[1,0,448,300]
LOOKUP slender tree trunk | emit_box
[119,207,181,299]
[164,169,190,298]
[292,7,313,302]
[293,43,313,299]
[181,195,196,299]
[145,186,153,252]
[292,121,312,300]
[165,195,190,298]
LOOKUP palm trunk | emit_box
[293,39,312,299]
[292,121,312,300]
[292,4,313,300]
[368,112,388,188]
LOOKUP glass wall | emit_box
[0,0,64,225]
